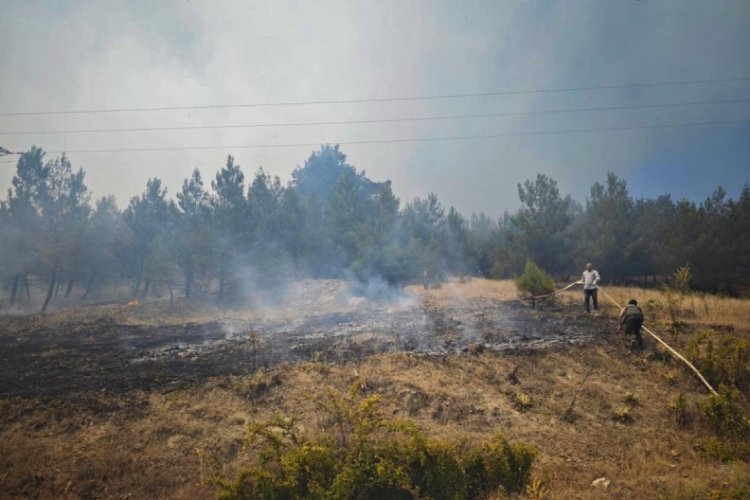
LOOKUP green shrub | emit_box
[218,382,537,499]
[687,330,750,393]
[515,259,554,297]
[463,434,537,498]
[698,386,750,441]
[706,484,750,500]
[693,437,737,462]
[695,385,750,460]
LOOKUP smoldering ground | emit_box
[0,278,608,399]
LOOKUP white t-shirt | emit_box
[582,269,600,290]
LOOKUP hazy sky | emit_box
[1,0,749,216]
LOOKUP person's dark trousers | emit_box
[624,318,644,346]
[584,289,598,312]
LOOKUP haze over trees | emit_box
[2,144,749,310]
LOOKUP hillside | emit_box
[1,279,748,498]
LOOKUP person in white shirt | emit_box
[582,262,600,312]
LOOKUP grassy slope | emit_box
[1,279,749,499]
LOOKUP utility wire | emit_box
[3,98,748,136]
[2,77,749,117]
[43,118,750,155]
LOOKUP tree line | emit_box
[1,144,749,311]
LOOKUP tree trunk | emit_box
[23,275,30,301]
[218,261,226,301]
[9,274,20,305]
[65,279,74,298]
[42,268,58,313]
[82,272,95,299]
[726,279,735,297]
[204,277,213,297]
[184,264,193,298]
[133,260,145,297]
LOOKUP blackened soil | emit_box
[0,300,614,399]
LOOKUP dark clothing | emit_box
[621,304,644,345]
[584,288,598,312]
[620,304,644,324]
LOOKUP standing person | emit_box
[423,267,429,290]
[620,299,645,349]
[582,263,600,312]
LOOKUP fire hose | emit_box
[530,280,718,395]
[595,284,717,395]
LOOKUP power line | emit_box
[2,77,748,117]
[43,118,750,155]
[3,97,748,136]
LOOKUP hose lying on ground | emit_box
[524,280,718,395]
[595,284,718,396]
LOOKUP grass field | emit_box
[1,278,748,499]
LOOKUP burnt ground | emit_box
[3,278,747,499]
[0,285,611,399]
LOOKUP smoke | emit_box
[221,322,244,340]
[346,273,414,307]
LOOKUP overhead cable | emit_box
[3,98,748,136]
[40,118,750,155]
[1,77,748,117]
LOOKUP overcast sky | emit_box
[1,0,749,216]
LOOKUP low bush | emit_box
[218,381,537,499]
[515,260,554,299]
[696,385,750,460]
[687,330,750,393]
[697,386,750,441]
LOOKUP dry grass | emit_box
[546,280,750,330]
[3,341,747,499]
[1,278,749,499]
[405,277,520,304]
[596,285,750,330]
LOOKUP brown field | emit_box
[1,278,749,499]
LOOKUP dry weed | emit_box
[3,278,749,499]
[612,406,634,423]
[622,391,639,406]
[600,285,750,330]
[408,277,519,302]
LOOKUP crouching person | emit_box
[619,299,645,350]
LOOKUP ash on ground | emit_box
[0,279,611,398]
